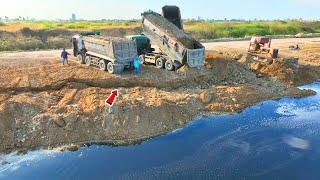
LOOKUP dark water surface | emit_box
[1,82,320,180]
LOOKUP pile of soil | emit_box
[247,56,320,86]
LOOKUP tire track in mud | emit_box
[0,73,217,94]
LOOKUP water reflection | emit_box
[1,82,320,180]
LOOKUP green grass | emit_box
[184,20,320,39]
[2,20,320,39]
[0,20,140,33]
[1,20,320,52]
[17,20,140,30]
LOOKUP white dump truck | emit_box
[138,6,205,71]
[72,34,138,74]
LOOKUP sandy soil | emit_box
[205,37,320,66]
[0,38,319,153]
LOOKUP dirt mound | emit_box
[248,56,320,86]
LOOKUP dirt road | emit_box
[0,38,319,153]
[204,37,320,66]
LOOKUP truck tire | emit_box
[78,54,85,64]
[156,58,165,68]
[107,62,115,74]
[99,60,107,71]
[85,56,91,66]
[165,60,175,71]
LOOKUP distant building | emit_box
[71,13,76,21]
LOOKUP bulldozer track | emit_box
[0,73,215,94]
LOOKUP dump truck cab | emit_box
[126,35,153,55]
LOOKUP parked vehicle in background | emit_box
[72,34,137,74]
[248,37,279,58]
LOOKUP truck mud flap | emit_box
[113,64,125,74]
[174,60,183,70]
[186,48,205,68]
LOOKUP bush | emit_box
[65,23,86,29]
[47,36,71,49]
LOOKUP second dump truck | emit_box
[130,6,205,71]
[72,34,137,74]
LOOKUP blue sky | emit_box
[0,0,319,20]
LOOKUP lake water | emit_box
[1,82,320,180]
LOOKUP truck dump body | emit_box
[162,6,183,30]
[82,36,137,64]
[72,34,137,74]
[142,11,205,68]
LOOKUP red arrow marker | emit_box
[106,89,119,106]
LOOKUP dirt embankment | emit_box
[0,42,319,153]
[0,27,142,51]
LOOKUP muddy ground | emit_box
[0,38,319,153]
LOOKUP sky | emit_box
[0,0,319,20]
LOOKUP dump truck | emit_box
[136,6,205,71]
[72,34,137,74]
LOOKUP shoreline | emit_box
[1,81,318,155]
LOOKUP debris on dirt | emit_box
[56,144,79,152]
[52,115,66,127]
[295,33,304,38]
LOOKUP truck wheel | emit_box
[156,58,165,68]
[99,60,107,71]
[107,62,114,74]
[85,56,91,66]
[78,55,85,64]
[165,60,175,71]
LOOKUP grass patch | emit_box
[3,20,320,39]
[184,20,320,39]
[0,20,141,32]
[1,20,320,51]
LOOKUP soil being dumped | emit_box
[143,12,195,48]
[0,42,319,153]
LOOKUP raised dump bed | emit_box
[72,35,137,74]
[141,8,205,70]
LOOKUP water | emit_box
[1,82,320,180]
